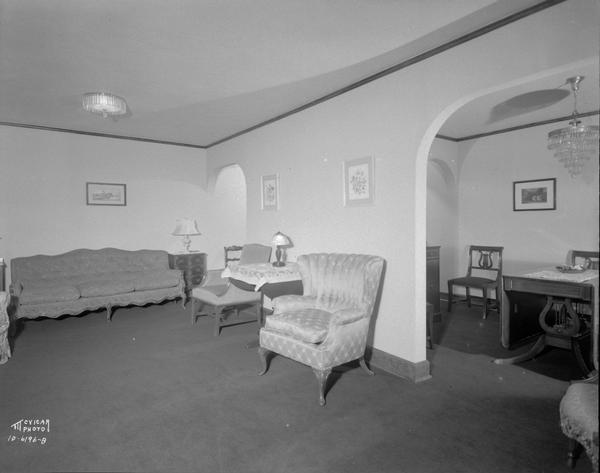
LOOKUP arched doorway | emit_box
[418,61,598,379]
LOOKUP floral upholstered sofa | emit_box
[10,248,185,321]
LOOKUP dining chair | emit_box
[569,250,599,270]
[447,245,504,319]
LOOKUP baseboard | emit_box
[365,346,431,383]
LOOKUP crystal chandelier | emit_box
[547,76,599,177]
[82,92,128,119]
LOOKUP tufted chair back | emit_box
[298,253,383,316]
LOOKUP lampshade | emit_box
[82,92,128,119]
[547,76,599,177]
[272,231,290,246]
[172,219,201,236]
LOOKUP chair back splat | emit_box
[568,250,599,270]
[448,245,504,319]
[224,245,243,266]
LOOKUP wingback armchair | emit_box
[258,253,384,405]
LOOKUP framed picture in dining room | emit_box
[261,174,279,210]
[86,182,127,206]
[513,178,556,211]
[343,156,374,206]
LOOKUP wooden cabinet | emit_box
[168,252,207,296]
[426,246,441,318]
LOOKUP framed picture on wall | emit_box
[261,174,279,210]
[86,182,127,206]
[513,178,556,211]
[343,156,374,206]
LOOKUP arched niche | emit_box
[204,164,247,268]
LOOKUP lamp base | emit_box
[272,261,286,267]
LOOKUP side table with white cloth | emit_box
[494,267,598,376]
[221,263,303,347]
[221,262,303,306]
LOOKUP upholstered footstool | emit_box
[559,380,599,472]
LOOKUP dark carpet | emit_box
[0,301,593,473]
[435,296,590,382]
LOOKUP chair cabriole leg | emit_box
[213,306,223,337]
[258,346,270,375]
[313,368,332,406]
[359,356,375,376]
[566,438,582,468]
[190,298,197,324]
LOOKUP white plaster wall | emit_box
[457,115,600,279]
[0,127,208,282]
[427,138,460,288]
[206,0,599,365]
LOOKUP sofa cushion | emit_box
[20,282,80,305]
[130,269,181,291]
[77,278,135,297]
[264,308,332,344]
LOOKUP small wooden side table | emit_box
[168,252,207,299]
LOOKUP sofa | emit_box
[0,291,10,363]
[10,248,185,321]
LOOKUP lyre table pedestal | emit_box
[494,268,598,376]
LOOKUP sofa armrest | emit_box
[273,295,317,314]
[330,308,365,326]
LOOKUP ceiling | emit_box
[0,0,597,148]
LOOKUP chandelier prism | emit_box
[547,76,599,177]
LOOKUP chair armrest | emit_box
[330,308,365,326]
[272,295,317,314]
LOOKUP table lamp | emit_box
[271,231,291,267]
[172,218,201,253]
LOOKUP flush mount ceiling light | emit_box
[547,76,599,177]
[82,92,128,119]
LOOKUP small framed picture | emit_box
[86,182,127,206]
[343,156,374,206]
[513,178,556,211]
[261,174,279,210]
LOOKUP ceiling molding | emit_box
[0,122,208,150]
[0,0,568,150]
[206,0,567,148]
[436,110,600,142]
